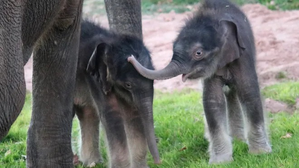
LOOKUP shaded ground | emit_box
[24,4,299,92]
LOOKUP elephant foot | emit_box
[247,126,272,154]
[131,164,149,168]
[208,142,233,164]
[82,157,103,167]
[131,160,148,168]
[80,154,103,167]
[249,143,272,154]
[209,153,233,164]
[207,128,233,164]
[73,154,103,167]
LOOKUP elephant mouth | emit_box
[182,68,203,82]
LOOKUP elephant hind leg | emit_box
[225,86,246,141]
[75,105,102,166]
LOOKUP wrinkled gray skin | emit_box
[128,0,272,164]
[0,0,144,167]
[74,20,160,167]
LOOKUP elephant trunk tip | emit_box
[127,55,134,62]
[148,140,161,165]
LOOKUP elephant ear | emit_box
[87,43,112,95]
[217,14,247,69]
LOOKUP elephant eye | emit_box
[124,82,132,89]
[193,49,204,60]
[196,51,202,56]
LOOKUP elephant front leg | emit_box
[102,108,130,168]
[75,106,102,166]
[203,77,233,164]
[125,114,148,168]
[26,1,83,167]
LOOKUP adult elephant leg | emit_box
[203,77,232,164]
[22,1,68,64]
[225,86,246,141]
[104,0,142,39]
[26,0,83,167]
[0,1,26,140]
[124,110,148,168]
[75,105,102,166]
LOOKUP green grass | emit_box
[142,0,299,13]
[1,82,299,167]
[142,0,199,13]
[0,94,31,168]
[255,0,299,10]
[262,81,299,106]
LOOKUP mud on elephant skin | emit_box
[128,0,272,164]
[73,20,160,167]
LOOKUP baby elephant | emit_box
[73,20,160,167]
[128,0,271,164]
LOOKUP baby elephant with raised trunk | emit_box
[73,20,160,167]
[128,0,271,164]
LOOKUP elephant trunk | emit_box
[139,97,161,164]
[128,56,186,80]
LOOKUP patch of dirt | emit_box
[24,4,299,92]
[264,98,293,113]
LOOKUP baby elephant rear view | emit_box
[128,0,272,164]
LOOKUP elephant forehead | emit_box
[176,25,221,52]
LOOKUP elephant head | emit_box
[128,12,247,82]
[86,33,160,164]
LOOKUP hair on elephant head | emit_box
[86,30,154,98]
[128,0,271,164]
[73,20,160,167]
